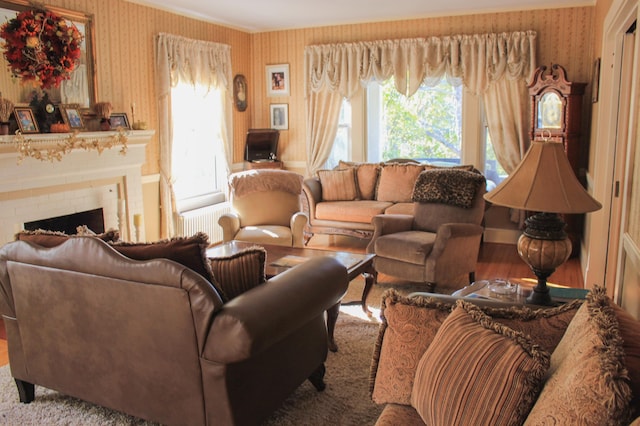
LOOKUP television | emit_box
[244,129,279,162]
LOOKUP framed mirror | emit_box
[0,0,97,108]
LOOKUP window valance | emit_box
[304,31,537,98]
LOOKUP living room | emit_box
[0,0,639,424]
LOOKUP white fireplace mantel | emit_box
[0,130,154,244]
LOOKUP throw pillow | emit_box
[317,168,358,201]
[611,303,640,417]
[423,163,475,172]
[370,289,581,405]
[338,160,381,200]
[524,286,634,426]
[412,169,486,208]
[15,228,120,247]
[411,300,550,426]
[376,163,425,203]
[208,246,266,301]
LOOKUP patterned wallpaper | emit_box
[1,1,595,176]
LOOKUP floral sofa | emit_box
[370,289,640,425]
[301,160,478,240]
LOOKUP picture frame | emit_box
[266,64,290,97]
[14,107,39,134]
[110,113,130,130]
[234,74,248,111]
[59,105,85,130]
[270,103,289,130]
[592,57,601,103]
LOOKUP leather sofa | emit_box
[302,160,479,241]
[0,236,348,425]
[370,290,640,425]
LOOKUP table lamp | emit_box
[484,139,602,305]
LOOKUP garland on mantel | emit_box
[14,130,128,164]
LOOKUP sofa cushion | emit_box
[370,289,581,405]
[375,403,425,426]
[376,164,424,203]
[208,246,266,301]
[315,200,392,223]
[524,286,634,426]
[15,228,120,247]
[338,160,381,200]
[612,303,640,417]
[411,300,549,426]
[412,169,485,208]
[317,168,358,201]
[383,202,414,215]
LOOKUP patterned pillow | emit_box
[338,160,381,200]
[15,228,120,247]
[370,289,581,405]
[412,169,485,208]
[208,246,266,301]
[411,300,550,426]
[317,168,358,201]
[525,286,634,425]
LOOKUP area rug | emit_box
[0,277,450,425]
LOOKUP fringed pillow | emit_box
[412,169,485,208]
[411,300,550,426]
[208,246,266,301]
[15,228,120,247]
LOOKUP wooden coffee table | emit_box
[206,240,376,351]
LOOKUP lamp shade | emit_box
[484,140,602,214]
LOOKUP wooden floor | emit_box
[0,239,583,368]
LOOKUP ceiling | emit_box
[126,0,594,32]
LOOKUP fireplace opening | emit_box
[24,208,105,235]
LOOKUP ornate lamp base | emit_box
[517,212,572,305]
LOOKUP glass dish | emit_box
[488,279,517,296]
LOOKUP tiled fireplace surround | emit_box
[0,130,154,245]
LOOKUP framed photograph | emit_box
[234,74,248,111]
[14,107,39,133]
[592,57,601,103]
[270,103,289,130]
[266,64,290,97]
[110,113,130,130]
[59,105,85,130]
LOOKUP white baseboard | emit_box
[484,227,519,244]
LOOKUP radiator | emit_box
[175,202,231,244]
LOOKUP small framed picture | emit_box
[59,105,85,130]
[14,107,39,133]
[270,103,288,130]
[266,64,290,97]
[110,113,130,130]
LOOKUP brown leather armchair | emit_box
[367,169,486,293]
[0,237,348,425]
[219,169,308,247]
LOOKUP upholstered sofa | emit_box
[0,234,349,426]
[370,289,640,425]
[301,160,478,240]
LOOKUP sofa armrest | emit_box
[430,223,484,257]
[290,212,309,247]
[218,212,240,242]
[366,214,414,253]
[302,178,322,220]
[203,256,348,363]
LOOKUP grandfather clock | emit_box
[528,64,587,255]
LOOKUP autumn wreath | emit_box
[0,8,83,89]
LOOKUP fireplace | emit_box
[24,208,105,235]
[0,130,153,244]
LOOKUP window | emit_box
[328,78,502,186]
[170,81,226,208]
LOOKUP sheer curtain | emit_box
[304,31,537,175]
[155,33,233,238]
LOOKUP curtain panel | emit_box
[155,33,233,238]
[303,31,537,176]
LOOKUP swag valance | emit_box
[304,31,537,98]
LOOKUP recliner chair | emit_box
[367,169,486,293]
[219,169,308,247]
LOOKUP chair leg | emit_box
[426,282,436,292]
[308,364,326,391]
[15,379,34,403]
[469,272,475,284]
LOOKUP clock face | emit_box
[537,92,562,129]
[45,103,55,114]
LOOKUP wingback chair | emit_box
[366,169,486,293]
[219,169,308,247]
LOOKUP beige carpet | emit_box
[0,277,453,425]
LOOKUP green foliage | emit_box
[380,78,462,161]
